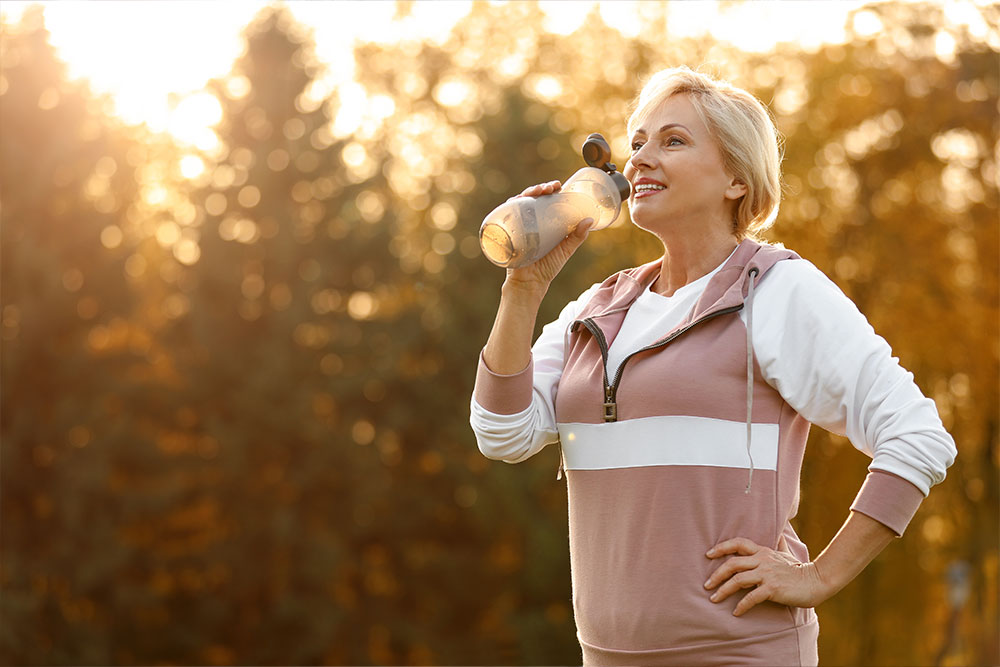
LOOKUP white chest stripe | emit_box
[558,416,779,471]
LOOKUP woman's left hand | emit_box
[704,537,834,616]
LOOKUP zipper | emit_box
[575,303,744,423]
[577,319,614,421]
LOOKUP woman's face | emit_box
[623,94,746,238]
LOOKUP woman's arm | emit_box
[705,257,956,613]
[481,180,593,377]
[470,180,594,462]
[481,281,547,377]
[470,283,597,463]
[746,258,956,532]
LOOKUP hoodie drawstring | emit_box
[745,267,759,495]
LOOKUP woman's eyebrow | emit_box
[631,122,692,140]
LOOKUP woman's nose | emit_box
[627,144,656,173]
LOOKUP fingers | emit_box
[572,218,594,238]
[732,585,770,616]
[704,555,756,591]
[516,180,562,198]
[705,538,769,615]
[709,570,761,603]
[707,537,761,558]
[541,218,592,272]
[550,216,593,253]
[557,218,593,255]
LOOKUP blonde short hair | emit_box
[627,66,782,240]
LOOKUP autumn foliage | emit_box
[1,3,997,665]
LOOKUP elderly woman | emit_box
[469,67,957,666]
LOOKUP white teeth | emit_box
[634,183,665,192]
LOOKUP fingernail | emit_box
[706,548,715,557]
[710,593,718,602]
[703,580,711,589]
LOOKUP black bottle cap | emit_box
[582,133,630,200]
[583,133,612,168]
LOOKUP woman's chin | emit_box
[627,206,663,234]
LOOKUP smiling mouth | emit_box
[633,183,666,198]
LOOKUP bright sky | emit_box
[2,1,986,146]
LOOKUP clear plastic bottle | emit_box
[479,134,630,269]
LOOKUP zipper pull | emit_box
[603,386,617,422]
[556,457,564,481]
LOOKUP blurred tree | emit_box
[154,7,408,664]
[0,7,149,665]
[1,1,996,666]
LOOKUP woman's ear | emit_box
[725,177,748,201]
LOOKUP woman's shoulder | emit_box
[756,252,870,330]
[764,253,847,296]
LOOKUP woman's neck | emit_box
[653,231,739,297]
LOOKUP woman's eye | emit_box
[666,136,685,146]
[630,142,644,152]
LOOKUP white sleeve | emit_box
[470,282,601,464]
[743,259,957,496]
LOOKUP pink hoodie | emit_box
[556,241,816,664]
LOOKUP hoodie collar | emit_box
[583,239,777,321]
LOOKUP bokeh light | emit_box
[1,1,996,666]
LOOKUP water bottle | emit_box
[479,133,631,269]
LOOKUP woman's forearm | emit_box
[812,510,896,598]
[482,281,547,375]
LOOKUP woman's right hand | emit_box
[502,180,594,296]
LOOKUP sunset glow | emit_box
[0,0,912,144]
[2,0,996,664]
